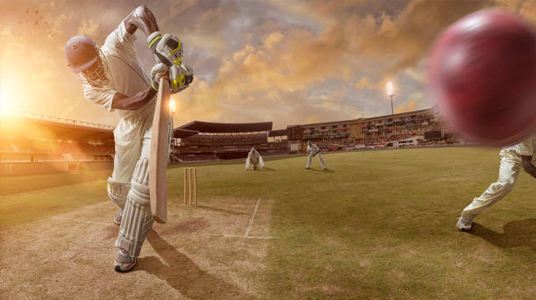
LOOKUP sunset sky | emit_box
[1,0,535,129]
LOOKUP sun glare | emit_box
[0,89,12,116]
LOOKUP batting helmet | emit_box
[65,35,99,73]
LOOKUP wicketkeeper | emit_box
[65,5,193,272]
[306,140,327,170]
[457,131,536,231]
[246,147,265,170]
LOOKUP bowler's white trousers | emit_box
[461,149,521,221]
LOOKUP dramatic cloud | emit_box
[78,18,100,37]
[1,0,534,129]
[354,77,376,90]
[394,99,419,114]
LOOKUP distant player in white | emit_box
[65,6,193,272]
[457,131,536,231]
[246,147,265,170]
[306,140,327,170]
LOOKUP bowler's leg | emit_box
[459,150,521,228]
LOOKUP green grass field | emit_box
[1,147,535,299]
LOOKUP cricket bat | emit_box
[149,78,170,224]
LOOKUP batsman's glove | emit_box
[169,63,194,94]
[150,63,169,91]
[148,31,183,67]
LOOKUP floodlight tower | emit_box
[387,81,395,115]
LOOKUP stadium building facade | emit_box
[0,108,453,174]
[286,107,448,152]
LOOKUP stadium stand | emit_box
[1,107,462,173]
[172,121,288,162]
[286,108,462,153]
[0,114,114,176]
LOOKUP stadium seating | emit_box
[0,115,114,176]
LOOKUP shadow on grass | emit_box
[246,167,276,172]
[306,168,335,173]
[191,204,246,215]
[167,154,307,169]
[138,230,257,300]
[470,219,536,254]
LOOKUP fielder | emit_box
[306,140,327,170]
[457,131,536,231]
[245,147,265,170]
[65,5,193,272]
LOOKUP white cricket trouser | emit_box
[112,109,156,257]
[112,114,153,183]
[307,152,327,169]
[461,149,522,221]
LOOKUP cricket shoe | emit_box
[456,217,473,232]
[113,209,122,226]
[114,250,137,273]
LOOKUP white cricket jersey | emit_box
[248,150,260,163]
[503,144,518,152]
[82,21,155,120]
[308,143,319,154]
[516,130,536,157]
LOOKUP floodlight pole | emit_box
[389,94,394,115]
[387,81,395,115]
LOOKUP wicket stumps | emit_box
[184,167,197,205]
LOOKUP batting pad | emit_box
[107,177,131,209]
[115,158,154,257]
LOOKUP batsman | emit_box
[65,5,193,272]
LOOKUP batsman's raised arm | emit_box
[123,5,159,36]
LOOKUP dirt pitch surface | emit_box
[1,147,536,300]
[1,194,274,300]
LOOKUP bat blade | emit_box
[149,78,170,224]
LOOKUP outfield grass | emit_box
[0,170,112,196]
[1,147,535,299]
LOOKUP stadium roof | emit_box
[287,108,435,128]
[177,121,273,133]
[268,129,288,137]
[287,118,361,128]
[0,114,114,141]
[173,128,199,139]
[362,108,434,122]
